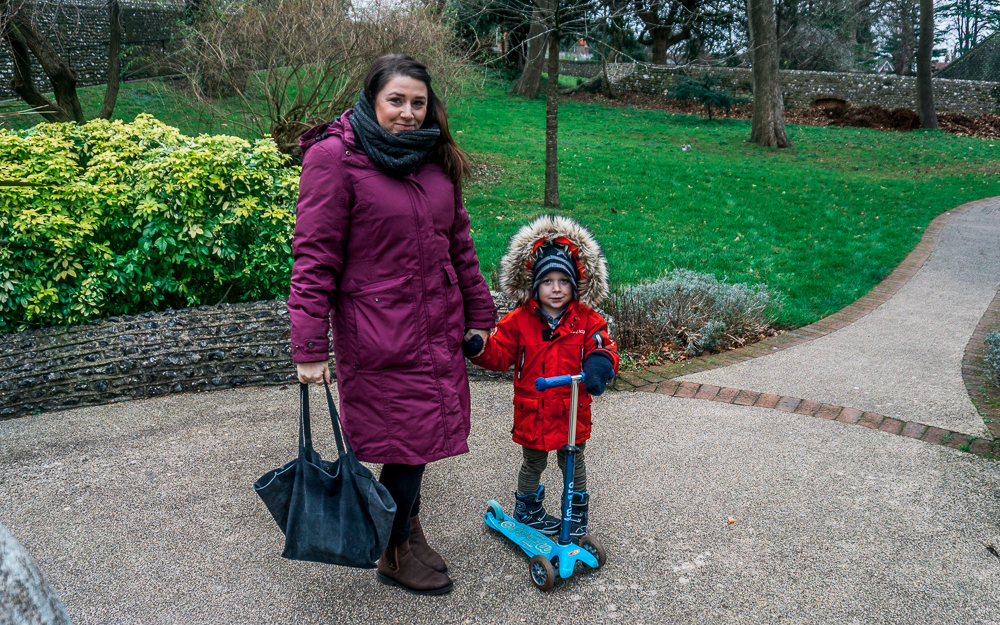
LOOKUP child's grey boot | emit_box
[569,491,590,541]
[514,485,561,537]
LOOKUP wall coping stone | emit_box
[559,62,1000,116]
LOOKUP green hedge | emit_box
[0,115,299,333]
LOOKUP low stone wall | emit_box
[559,61,604,79]
[0,295,516,420]
[592,63,1000,116]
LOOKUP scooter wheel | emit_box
[486,501,505,522]
[528,554,556,591]
[578,535,607,569]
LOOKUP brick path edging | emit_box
[629,198,996,381]
[610,197,1000,459]
[625,379,1000,459]
[963,284,1000,440]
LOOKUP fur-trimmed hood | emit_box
[500,215,609,308]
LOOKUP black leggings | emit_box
[379,463,426,546]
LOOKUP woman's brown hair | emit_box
[363,54,471,187]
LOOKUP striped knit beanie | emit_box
[532,244,579,299]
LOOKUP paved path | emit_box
[1,384,998,625]
[4,199,1000,623]
[679,198,1000,437]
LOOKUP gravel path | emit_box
[680,198,1000,437]
[2,383,998,624]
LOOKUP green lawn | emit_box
[2,79,271,138]
[451,82,1000,327]
[5,78,1000,328]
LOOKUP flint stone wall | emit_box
[559,61,604,79]
[0,294,517,420]
[0,1,181,100]
[560,63,1000,116]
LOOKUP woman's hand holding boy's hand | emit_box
[462,333,485,358]
[583,353,614,396]
[464,328,488,343]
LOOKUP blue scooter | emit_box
[483,372,608,591]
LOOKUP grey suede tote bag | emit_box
[254,382,396,568]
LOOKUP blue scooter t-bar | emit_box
[535,373,586,391]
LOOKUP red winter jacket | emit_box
[471,298,619,451]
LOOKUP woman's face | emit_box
[374,75,428,134]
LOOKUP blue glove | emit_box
[462,334,484,358]
[583,352,614,396]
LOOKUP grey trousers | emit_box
[517,441,587,496]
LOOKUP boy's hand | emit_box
[583,353,614,396]
[464,328,488,342]
[462,334,485,358]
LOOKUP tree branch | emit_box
[98,0,123,120]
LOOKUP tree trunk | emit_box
[98,0,123,120]
[8,13,84,124]
[916,0,937,128]
[747,0,791,147]
[649,26,669,64]
[600,11,615,98]
[4,28,69,122]
[895,0,916,75]
[510,0,550,98]
[544,28,560,208]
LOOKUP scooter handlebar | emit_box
[534,369,617,392]
[534,373,585,392]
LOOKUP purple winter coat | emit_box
[288,111,497,465]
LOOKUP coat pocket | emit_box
[443,265,464,351]
[512,397,539,445]
[572,392,592,413]
[346,274,420,371]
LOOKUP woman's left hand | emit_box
[464,328,489,342]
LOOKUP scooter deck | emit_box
[483,499,599,579]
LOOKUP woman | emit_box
[288,54,495,595]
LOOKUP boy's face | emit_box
[536,270,572,316]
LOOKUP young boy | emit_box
[463,215,619,540]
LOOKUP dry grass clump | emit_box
[986,331,1000,386]
[604,269,783,359]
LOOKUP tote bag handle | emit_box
[297,382,350,459]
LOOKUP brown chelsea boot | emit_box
[376,540,453,595]
[407,515,448,573]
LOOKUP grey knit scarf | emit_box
[347,90,440,177]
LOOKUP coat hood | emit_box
[297,110,357,157]
[500,214,609,308]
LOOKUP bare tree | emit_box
[941,0,1000,56]
[0,0,26,34]
[544,12,560,206]
[2,0,126,123]
[511,0,553,97]
[865,0,918,73]
[459,0,636,206]
[98,0,123,120]
[634,0,700,64]
[181,0,468,152]
[746,0,791,147]
[915,0,937,127]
